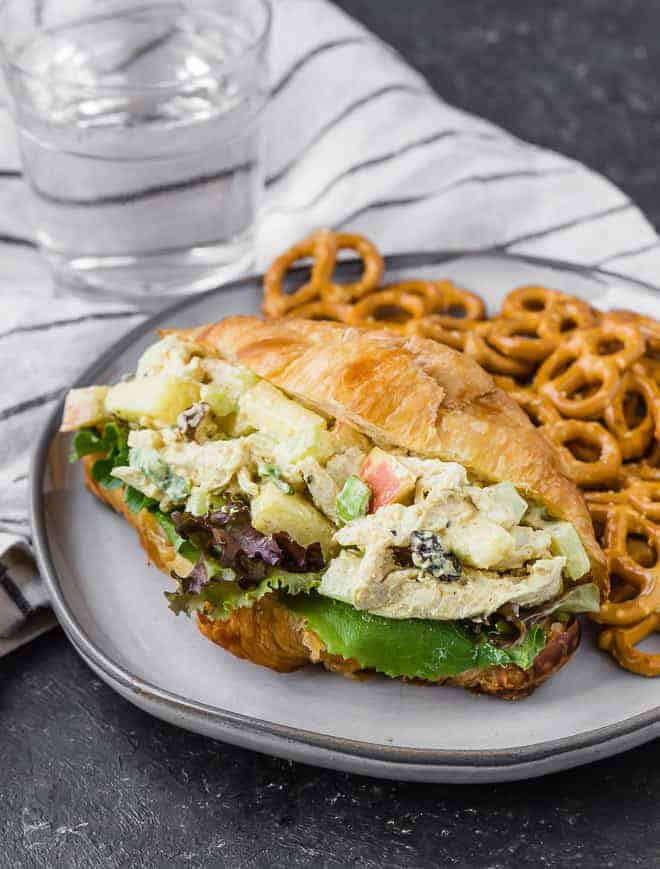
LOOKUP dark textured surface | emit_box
[4,2,660,867]
[339,0,660,231]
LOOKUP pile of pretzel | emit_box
[263,229,660,676]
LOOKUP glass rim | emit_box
[0,0,272,92]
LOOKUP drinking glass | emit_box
[0,0,271,302]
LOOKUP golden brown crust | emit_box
[199,594,581,699]
[174,316,606,591]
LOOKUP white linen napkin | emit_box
[1,0,659,655]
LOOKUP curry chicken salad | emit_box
[61,319,604,697]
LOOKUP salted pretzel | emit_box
[462,321,534,378]
[263,230,384,317]
[587,474,660,525]
[500,285,562,322]
[495,381,561,427]
[599,614,660,676]
[603,366,660,460]
[347,285,428,332]
[287,299,354,324]
[535,322,645,419]
[604,309,660,358]
[541,419,622,487]
[627,441,660,482]
[488,315,561,364]
[588,503,660,626]
[419,279,485,326]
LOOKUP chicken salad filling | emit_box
[63,334,599,673]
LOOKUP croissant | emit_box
[67,317,606,698]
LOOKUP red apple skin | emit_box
[360,450,415,512]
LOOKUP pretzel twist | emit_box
[599,614,660,676]
[603,366,660,460]
[590,504,660,626]
[263,230,384,317]
[541,419,622,487]
[535,323,644,419]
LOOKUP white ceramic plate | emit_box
[32,251,660,783]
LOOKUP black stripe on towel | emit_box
[269,128,502,215]
[270,37,372,99]
[0,309,140,341]
[0,388,64,423]
[0,561,32,617]
[337,166,576,228]
[499,202,632,249]
[266,83,430,187]
[0,170,22,180]
[595,240,660,267]
[0,232,37,248]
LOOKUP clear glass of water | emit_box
[0,0,271,302]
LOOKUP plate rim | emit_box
[31,249,660,776]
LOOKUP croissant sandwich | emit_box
[61,316,607,698]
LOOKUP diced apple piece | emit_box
[359,447,416,512]
[136,335,206,379]
[238,381,327,442]
[202,359,258,400]
[547,521,590,580]
[60,386,109,432]
[443,517,514,570]
[105,376,200,426]
[274,427,336,466]
[251,482,335,558]
[470,482,528,529]
[200,384,236,418]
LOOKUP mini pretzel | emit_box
[501,286,596,336]
[501,385,561,427]
[500,285,561,323]
[420,280,485,326]
[603,367,660,460]
[488,315,560,363]
[263,230,384,317]
[287,299,354,324]
[347,286,428,332]
[414,315,480,351]
[541,419,622,487]
[638,356,660,388]
[575,322,645,371]
[462,321,534,378]
[534,322,643,419]
[599,614,660,676]
[626,479,660,523]
[540,295,598,339]
[604,309,660,358]
[535,342,620,419]
[629,441,660,481]
[592,505,660,626]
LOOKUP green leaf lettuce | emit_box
[285,593,548,680]
[165,567,320,621]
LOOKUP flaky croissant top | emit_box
[171,316,607,590]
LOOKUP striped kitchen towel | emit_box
[1,0,659,655]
